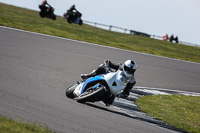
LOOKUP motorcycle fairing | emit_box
[73,75,104,97]
[81,75,104,94]
[104,70,127,96]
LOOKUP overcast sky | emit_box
[0,0,200,46]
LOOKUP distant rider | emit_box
[39,0,54,17]
[67,5,77,15]
[65,5,80,23]
[40,0,48,12]
[41,0,47,6]
[81,60,137,106]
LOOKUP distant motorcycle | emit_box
[39,3,56,20]
[63,7,83,25]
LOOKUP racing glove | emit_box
[104,60,111,67]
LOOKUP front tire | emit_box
[76,87,106,103]
[79,19,83,25]
[52,14,56,20]
[39,12,45,18]
[66,84,77,99]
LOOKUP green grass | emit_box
[136,95,200,133]
[0,2,200,63]
[0,115,54,133]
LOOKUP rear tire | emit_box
[76,87,106,103]
[66,84,77,99]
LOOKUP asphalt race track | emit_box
[0,26,200,133]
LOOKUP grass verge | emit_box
[136,95,200,133]
[0,2,200,63]
[0,115,54,133]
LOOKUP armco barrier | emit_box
[83,20,199,47]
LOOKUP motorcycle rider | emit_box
[68,5,76,15]
[41,0,47,6]
[65,5,81,23]
[39,0,54,18]
[81,60,137,106]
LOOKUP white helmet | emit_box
[123,60,137,77]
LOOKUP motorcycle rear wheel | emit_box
[76,87,106,103]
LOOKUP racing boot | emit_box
[81,70,96,80]
[103,95,115,107]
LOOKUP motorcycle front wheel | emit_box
[39,11,46,18]
[52,14,56,20]
[76,86,106,103]
[79,19,83,25]
[66,84,78,99]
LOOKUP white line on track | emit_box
[1,26,199,65]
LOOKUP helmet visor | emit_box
[124,65,135,75]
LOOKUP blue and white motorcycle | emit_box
[65,67,129,104]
